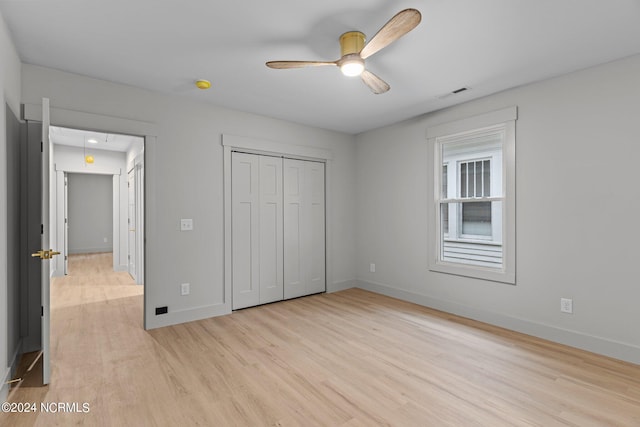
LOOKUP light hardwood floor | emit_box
[3,253,639,426]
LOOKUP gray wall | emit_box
[1,7,22,401]
[21,64,358,329]
[5,103,20,378]
[67,173,113,254]
[354,54,640,364]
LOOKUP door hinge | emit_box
[41,306,43,316]
[41,224,43,234]
[40,141,43,152]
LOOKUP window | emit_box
[428,107,516,284]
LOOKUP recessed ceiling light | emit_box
[88,138,98,144]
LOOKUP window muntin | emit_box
[460,159,490,198]
[457,158,493,240]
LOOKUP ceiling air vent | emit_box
[436,86,471,100]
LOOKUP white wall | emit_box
[21,64,357,329]
[67,173,113,254]
[355,54,640,364]
[0,8,21,403]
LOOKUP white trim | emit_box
[145,303,230,329]
[223,134,333,312]
[23,103,157,137]
[55,164,121,175]
[51,166,124,274]
[355,279,640,365]
[327,279,357,293]
[428,110,516,284]
[426,106,517,139]
[23,103,154,330]
[222,134,333,160]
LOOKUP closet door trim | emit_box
[223,134,333,312]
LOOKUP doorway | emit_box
[49,126,145,284]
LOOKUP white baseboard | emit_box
[1,340,25,402]
[355,279,640,366]
[69,247,113,254]
[8,340,22,378]
[327,279,357,293]
[1,367,9,402]
[114,264,128,272]
[145,303,231,330]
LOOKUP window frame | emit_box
[427,107,516,284]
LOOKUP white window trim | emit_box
[427,106,517,284]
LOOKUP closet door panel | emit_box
[283,159,325,299]
[259,156,284,304]
[307,161,326,294]
[283,159,305,299]
[232,153,260,309]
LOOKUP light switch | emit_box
[180,219,193,231]
[181,283,190,296]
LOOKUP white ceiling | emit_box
[50,126,143,153]
[2,0,640,134]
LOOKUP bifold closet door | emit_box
[231,152,283,310]
[283,159,326,299]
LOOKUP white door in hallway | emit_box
[128,168,136,281]
[283,159,325,299]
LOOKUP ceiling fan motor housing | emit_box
[340,31,365,56]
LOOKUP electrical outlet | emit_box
[181,283,190,296]
[560,298,573,314]
[103,237,108,243]
[180,219,193,231]
[370,263,376,273]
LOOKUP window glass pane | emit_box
[475,161,482,197]
[442,165,448,198]
[483,160,490,196]
[442,201,502,268]
[460,163,467,197]
[461,201,491,236]
[441,203,449,235]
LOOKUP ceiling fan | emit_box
[266,8,422,94]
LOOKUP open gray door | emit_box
[30,98,57,385]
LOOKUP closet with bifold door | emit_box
[231,151,325,310]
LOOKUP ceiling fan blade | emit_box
[359,8,422,59]
[266,60,336,69]
[361,69,390,94]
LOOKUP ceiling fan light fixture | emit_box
[339,55,365,77]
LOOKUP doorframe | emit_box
[23,103,156,329]
[127,153,145,285]
[56,168,123,276]
[222,134,334,312]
